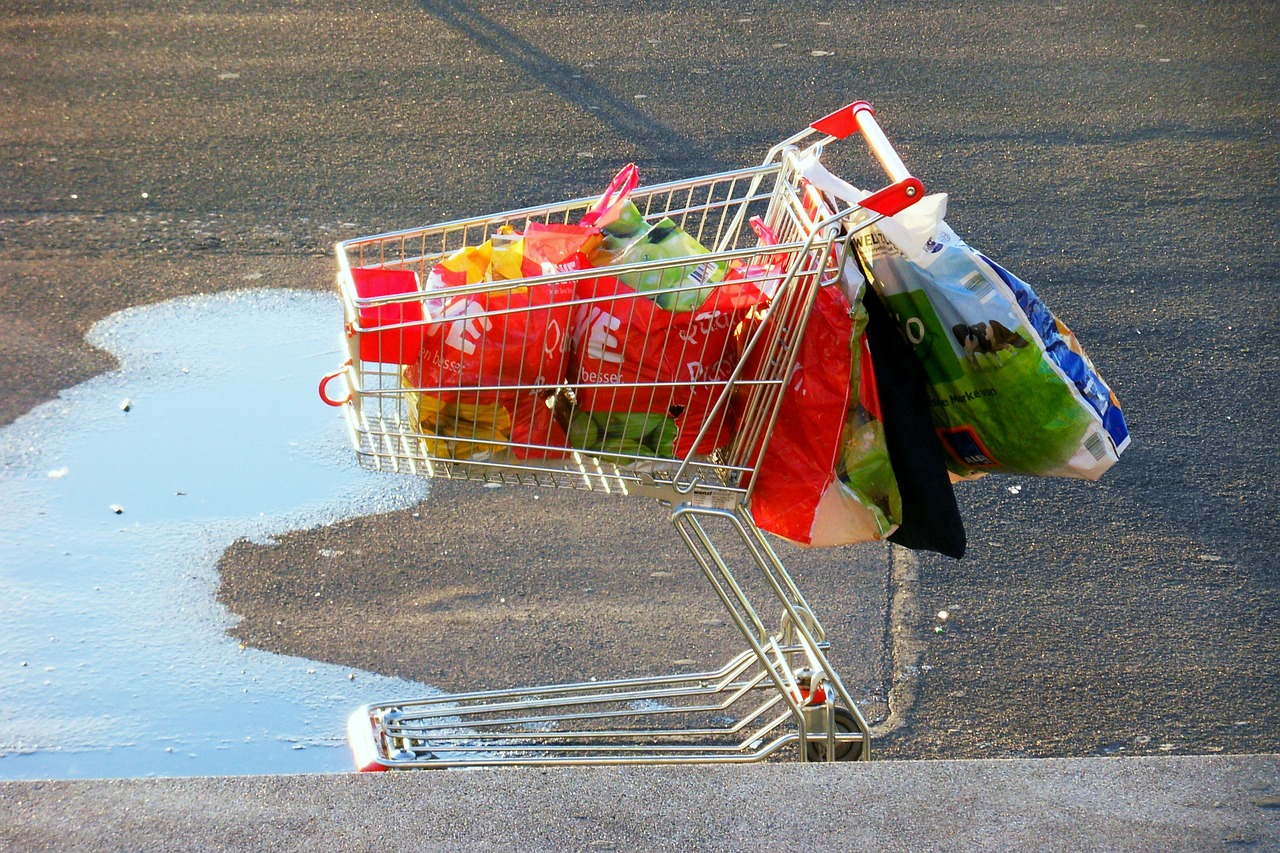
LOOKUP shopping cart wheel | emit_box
[805,707,864,762]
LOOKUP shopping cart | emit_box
[320,101,925,769]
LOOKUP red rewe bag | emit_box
[412,223,597,460]
[569,275,766,457]
[420,223,597,400]
[420,277,576,397]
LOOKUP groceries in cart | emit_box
[351,163,781,465]
[327,100,1129,556]
[566,165,776,459]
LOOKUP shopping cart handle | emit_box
[811,101,914,185]
[810,100,874,139]
[857,177,925,217]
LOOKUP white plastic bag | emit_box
[804,157,1130,480]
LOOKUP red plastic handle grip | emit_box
[810,101,875,140]
[811,101,914,185]
[858,178,925,217]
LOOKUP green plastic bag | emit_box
[802,155,1129,480]
[591,200,726,312]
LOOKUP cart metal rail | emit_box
[321,101,924,769]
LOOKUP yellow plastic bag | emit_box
[430,230,535,286]
[404,371,512,461]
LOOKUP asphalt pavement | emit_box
[0,0,1277,849]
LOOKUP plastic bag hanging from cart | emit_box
[744,283,904,547]
[824,291,903,544]
[803,156,1130,481]
[747,171,963,557]
[741,197,902,548]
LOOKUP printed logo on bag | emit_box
[677,309,733,344]
[684,352,735,383]
[540,260,583,276]
[439,299,494,355]
[578,368,623,384]
[939,426,1000,468]
[902,316,927,346]
[424,348,466,379]
[923,229,954,255]
[574,307,624,364]
[544,318,564,357]
[854,230,902,259]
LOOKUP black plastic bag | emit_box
[861,279,966,559]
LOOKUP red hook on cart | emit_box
[318,360,353,407]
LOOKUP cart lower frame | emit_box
[348,503,869,770]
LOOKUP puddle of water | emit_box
[0,288,433,779]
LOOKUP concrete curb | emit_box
[2,754,1276,852]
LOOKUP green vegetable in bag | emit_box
[832,296,901,540]
[592,201,725,313]
[563,404,677,462]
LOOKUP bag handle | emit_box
[748,215,790,271]
[748,216,778,246]
[581,163,639,227]
[799,153,947,259]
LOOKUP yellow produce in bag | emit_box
[428,229,535,287]
[400,238,519,461]
[403,375,513,460]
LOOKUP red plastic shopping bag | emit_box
[743,285,907,547]
[406,223,597,460]
[419,223,597,401]
[569,274,767,457]
[803,305,902,546]
[743,285,856,544]
[349,267,425,364]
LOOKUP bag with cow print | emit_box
[800,156,1129,480]
[851,216,1130,481]
[407,222,597,461]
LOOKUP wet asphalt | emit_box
[0,0,1276,804]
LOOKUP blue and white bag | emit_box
[805,156,1130,480]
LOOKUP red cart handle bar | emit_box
[811,101,924,218]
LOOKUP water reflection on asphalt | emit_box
[0,289,431,779]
